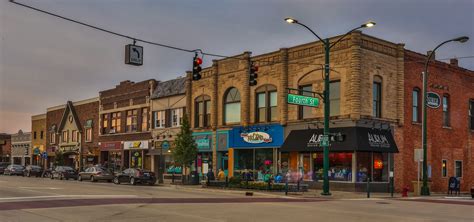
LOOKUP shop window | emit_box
[442,159,447,177]
[469,99,474,130]
[195,95,211,128]
[85,128,92,142]
[126,110,138,132]
[255,149,274,178]
[314,152,353,182]
[172,108,184,127]
[234,149,254,175]
[330,81,340,116]
[280,153,289,174]
[372,153,388,182]
[455,160,462,177]
[102,114,109,134]
[141,108,149,131]
[298,85,312,119]
[154,111,166,128]
[412,88,421,122]
[224,87,241,124]
[255,85,278,123]
[357,152,372,182]
[111,112,121,133]
[373,78,382,118]
[443,95,450,127]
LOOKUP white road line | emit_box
[19,187,63,190]
[0,195,139,201]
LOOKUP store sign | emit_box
[307,134,333,147]
[367,133,390,148]
[241,132,272,144]
[33,147,40,155]
[374,159,384,169]
[124,140,148,150]
[426,92,441,109]
[100,142,121,151]
[196,138,210,149]
[59,146,79,153]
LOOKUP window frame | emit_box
[85,128,92,142]
[373,81,382,118]
[412,88,421,122]
[442,159,447,178]
[126,110,138,132]
[171,108,184,127]
[102,114,109,134]
[469,99,474,130]
[62,130,68,143]
[442,94,450,127]
[141,108,149,131]
[298,85,313,120]
[71,130,77,142]
[50,132,56,145]
[40,131,44,139]
[153,110,166,129]
[224,88,241,125]
[454,160,462,178]
[330,80,341,117]
[255,85,278,123]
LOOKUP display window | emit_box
[314,152,353,182]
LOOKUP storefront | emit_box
[281,126,398,192]
[123,140,150,170]
[58,146,80,168]
[99,141,122,170]
[31,145,45,166]
[193,132,213,176]
[228,124,284,179]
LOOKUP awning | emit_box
[281,127,398,153]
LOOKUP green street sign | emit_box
[287,94,319,107]
[320,135,329,146]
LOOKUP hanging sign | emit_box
[125,44,143,66]
[426,92,441,109]
[241,132,272,144]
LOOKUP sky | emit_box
[0,0,473,134]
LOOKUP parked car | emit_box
[24,165,44,177]
[50,166,77,180]
[4,165,25,176]
[0,162,9,175]
[78,166,114,182]
[113,168,156,185]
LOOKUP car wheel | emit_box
[90,176,95,182]
[113,177,120,184]
[78,175,82,181]
[130,177,136,185]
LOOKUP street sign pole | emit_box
[321,38,331,196]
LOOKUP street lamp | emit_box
[285,17,375,195]
[420,36,469,196]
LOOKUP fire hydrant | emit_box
[402,185,409,197]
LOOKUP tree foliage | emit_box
[172,115,197,174]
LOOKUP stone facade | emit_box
[31,114,46,165]
[10,130,31,165]
[99,80,157,170]
[396,50,474,192]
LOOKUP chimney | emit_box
[427,51,435,60]
[450,58,458,67]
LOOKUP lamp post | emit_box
[285,17,375,195]
[420,36,469,196]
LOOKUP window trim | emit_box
[154,110,166,129]
[412,88,421,123]
[85,128,93,142]
[329,80,341,117]
[223,87,241,125]
[141,108,149,131]
[298,84,313,120]
[255,85,278,123]
[441,159,447,178]
[50,132,56,145]
[126,110,138,132]
[194,95,211,128]
[469,99,474,130]
[373,81,382,118]
[454,160,462,178]
[442,94,450,127]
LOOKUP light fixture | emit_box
[361,21,376,28]
[284,17,298,24]
[453,36,469,43]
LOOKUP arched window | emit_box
[195,95,211,128]
[256,85,278,123]
[373,76,382,118]
[412,88,421,122]
[443,94,450,127]
[224,87,241,124]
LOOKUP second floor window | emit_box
[373,81,382,118]
[102,114,108,134]
[40,131,44,139]
[142,108,149,131]
[256,85,278,123]
[34,132,37,140]
[469,99,473,130]
[62,130,68,143]
[298,85,312,119]
[412,88,420,122]
[330,81,340,116]
[71,130,77,142]
[195,96,211,128]
[85,128,92,142]
[224,87,241,124]
[111,112,121,133]
[443,95,450,127]
[126,110,138,132]
[154,111,166,128]
[50,132,56,144]
[172,108,184,127]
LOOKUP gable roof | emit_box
[151,77,186,99]
[57,101,83,133]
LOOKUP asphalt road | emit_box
[0,175,473,222]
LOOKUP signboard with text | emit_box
[287,94,319,107]
[426,92,441,109]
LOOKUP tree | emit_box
[172,115,197,181]
[54,150,65,166]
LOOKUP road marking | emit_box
[0,195,139,201]
[19,187,63,190]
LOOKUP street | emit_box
[0,176,472,222]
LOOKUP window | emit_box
[443,95,450,127]
[111,112,121,133]
[71,130,77,142]
[34,132,37,140]
[412,88,420,122]
[50,133,56,144]
[373,81,382,118]
[455,160,462,177]
[172,108,184,127]
[126,110,138,132]
[102,114,109,134]
[298,85,312,119]
[442,159,447,177]
[141,108,149,131]
[330,81,340,116]
[224,88,241,124]
[195,96,211,128]
[40,131,44,139]
[154,111,166,128]
[256,85,278,123]
[85,128,92,142]
[62,131,68,143]
[469,99,474,130]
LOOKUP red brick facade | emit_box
[0,134,12,162]
[395,50,474,192]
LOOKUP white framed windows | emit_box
[172,108,184,127]
[154,110,166,128]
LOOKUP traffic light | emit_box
[249,62,258,86]
[192,54,202,81]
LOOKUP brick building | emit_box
[31,114,46,166]
[46,98,99,169]
[189,31,403,192]
[0,133,12,163]
[396,50,474,192]
[10,130,31,166]
[98,80,157,171]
